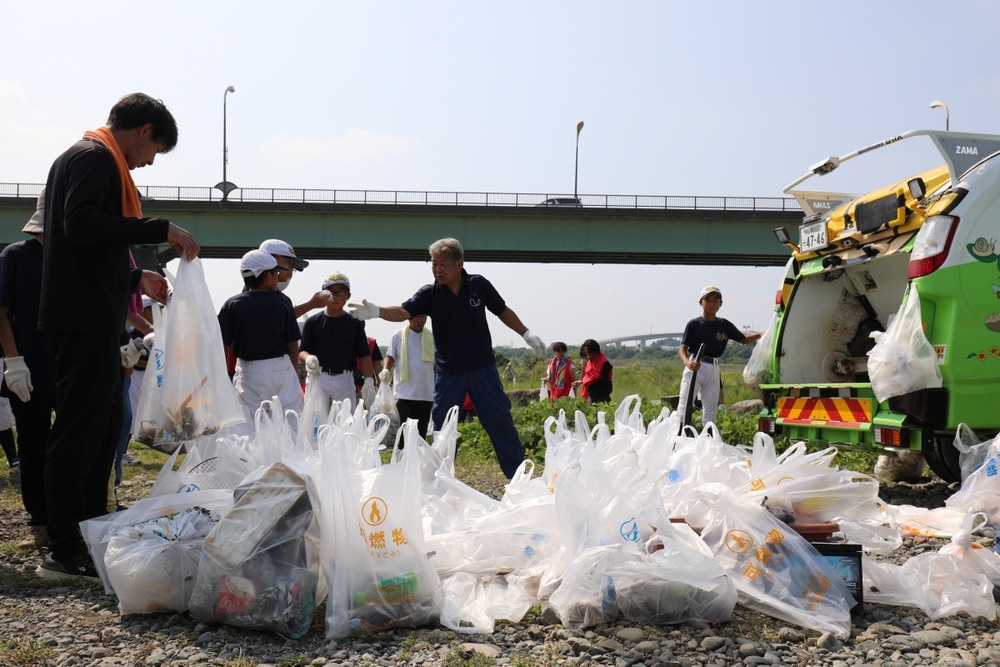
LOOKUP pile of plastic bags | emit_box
[82,388,1000,640]
[88,258,1000,640]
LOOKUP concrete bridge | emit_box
[597,332,685,348]
[0,184,802,268]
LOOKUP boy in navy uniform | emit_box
[299,272,375,411]
[678,285,761,427]
[219,250,302,421]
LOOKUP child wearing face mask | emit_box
[218,250,303,424]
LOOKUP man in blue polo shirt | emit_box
[349,238,545,478]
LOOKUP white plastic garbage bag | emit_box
[321,420,444,638]
[868,283,942,403]
[80,489,233,600]
[743,313,776,390]
[105,506,222,615]
[687,485,855,640]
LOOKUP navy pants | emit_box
[46,332,122,561]
[7,389,55,527]
[433,365,524,478]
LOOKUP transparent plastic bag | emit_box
[301,375,328,447]
[80,489,233,597]
[106,506,222,615]
[133,300,174,451]
[148,432,255,497]
[189,461,323,638]
[868,283,943,403]
[138,259,245,449]
[953,425,997,482]
[371,379,400,447]
[863,550,999,620]
[687,485,855,639]
[743,313,776,390]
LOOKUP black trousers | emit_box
[396,399,433,438]
[46,332,122,561]
[8,390,55,526]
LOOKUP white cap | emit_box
[259,239,309,271]
[23,187,45,235]
[699,285,723,301]
[240,249,278,278]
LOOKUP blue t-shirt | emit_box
[681,316,745,358]
[300,312,370,373]
[218,291,299,361]
[402,270,506,373]
[0,238,56,393]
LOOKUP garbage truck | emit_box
[754,129,1000,483]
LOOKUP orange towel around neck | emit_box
[82,126,145,316]
[82,126,142,218]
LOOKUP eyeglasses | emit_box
[326,289,349,297]
[274,265,293,274]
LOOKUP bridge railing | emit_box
[1,183,801,211]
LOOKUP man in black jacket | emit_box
[37,93,199,580]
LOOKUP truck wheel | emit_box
[922,435,962,484]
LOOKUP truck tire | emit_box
[922,435,962,484]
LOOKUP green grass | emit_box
[0,636,53,666]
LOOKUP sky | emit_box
[4,1,1000,349]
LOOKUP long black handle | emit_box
[682,343,705,428]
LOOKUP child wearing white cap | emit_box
[218,250,303,423]
[677,285,761,427]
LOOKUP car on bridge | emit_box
[536,197,582,207]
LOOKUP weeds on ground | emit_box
[441,645,497,667]
[393,631,434,662]
[221,651,258,667]
[276,654,310,667]
[0,635,53,666]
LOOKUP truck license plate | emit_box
[799,220,829,253]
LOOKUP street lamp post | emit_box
[574,120,584,200]
[221,85,236,201]
[930,99,949,131]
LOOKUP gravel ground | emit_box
[2,463,999,667]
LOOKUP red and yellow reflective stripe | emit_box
[776,397,872,425]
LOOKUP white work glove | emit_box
[378,368,391,384]
[361,377,376,409]
[142,332,155,350]
[121,340,143,369]
[305,355,321,376]
[348,299,380,321]
[522,329,546,356]
[3,356,32,403]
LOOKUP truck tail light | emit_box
[758,417,776,434]
[908,215,959,278]
[873,426,909,447]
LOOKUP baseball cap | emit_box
[322,272,350,291]
[699,285,723,301]
[141,295,154,310]
[259,239,309,271]
[240,249,278,278]
[22,187,45,235]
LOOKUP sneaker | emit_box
[121,452,140,465]
[8,457,19,470]
[17,525,49,552]
[36,553,99,581]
